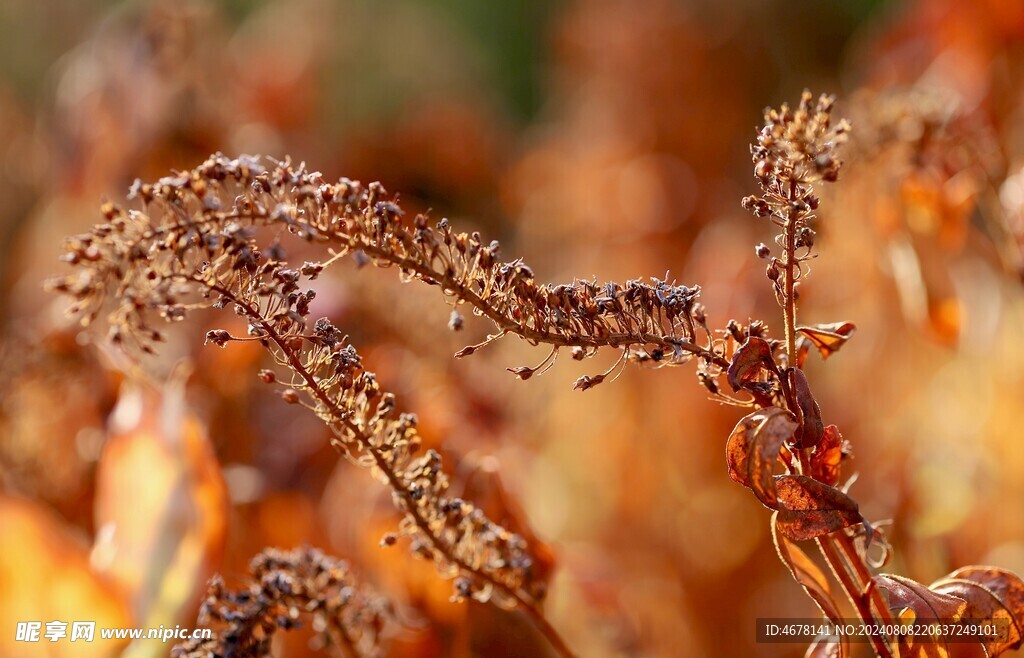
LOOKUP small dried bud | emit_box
[571,346,586,360]
[755,243,772,259]
[448,309,464,331]
[797,227,816,249]
[299,261,323,279]
[698,371,719,395]
[573,374,605,391]
[741,195,772,217]
[281,389,300,404]
[506,366,534,381]
[754,159,772,182]
[453,577,474,600]
[205,329,232,347]
[100,200,118,220]
[380,533,398,547]
[258,369,276,384]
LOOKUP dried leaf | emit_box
[809,425,845,487]
[775,475,862,540]
[727,336,777,391]
[931,572,1024,656]
[797,322,857,360]
[790,367,825,449]
[941,567,1024,636]
[875,573,968,657]
[726,408,797,508]
[772,512,849,657]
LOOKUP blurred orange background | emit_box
[3,0,1024,656]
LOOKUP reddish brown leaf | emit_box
[726,408,797,508]
[797,322,857,361]
[931,573,1024,656]
[790,367,825,449]
[727,336,777,392]
[809,425,844,487]
[772,512,849,657]
[775,475,862,540]
[875,573,969,657]
[794,340,812,369]
[876,573,968,620]
[942,567,1024,638]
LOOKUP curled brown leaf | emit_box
[809,425,845,487]
[874,573,968,657]
[942,566,1024,636]
[775,475,862,541]
[797,322,857,361]
[790,367,824,449]
[727,336,777,392]
[726,408,797,508]
[931,569,1024,656]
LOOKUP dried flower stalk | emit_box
[53,152,727,378]
[48,165,574,656]
[743,91,849,361]
[171,547,391,658]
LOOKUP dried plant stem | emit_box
[833,531,897,629]
[781,183,800,365]
[204,279,577,658]
[776,169,895,657]
[817,535,894,658]
[793,396,893,655]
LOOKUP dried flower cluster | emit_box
[171,547,391,658]
[50,152,727,384]
[742,92,850,361]
[47,161,570,654]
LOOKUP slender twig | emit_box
[781,181,800,365]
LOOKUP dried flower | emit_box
[48,157,568,654]
[48,154,723,382]
[172,547,391,658]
